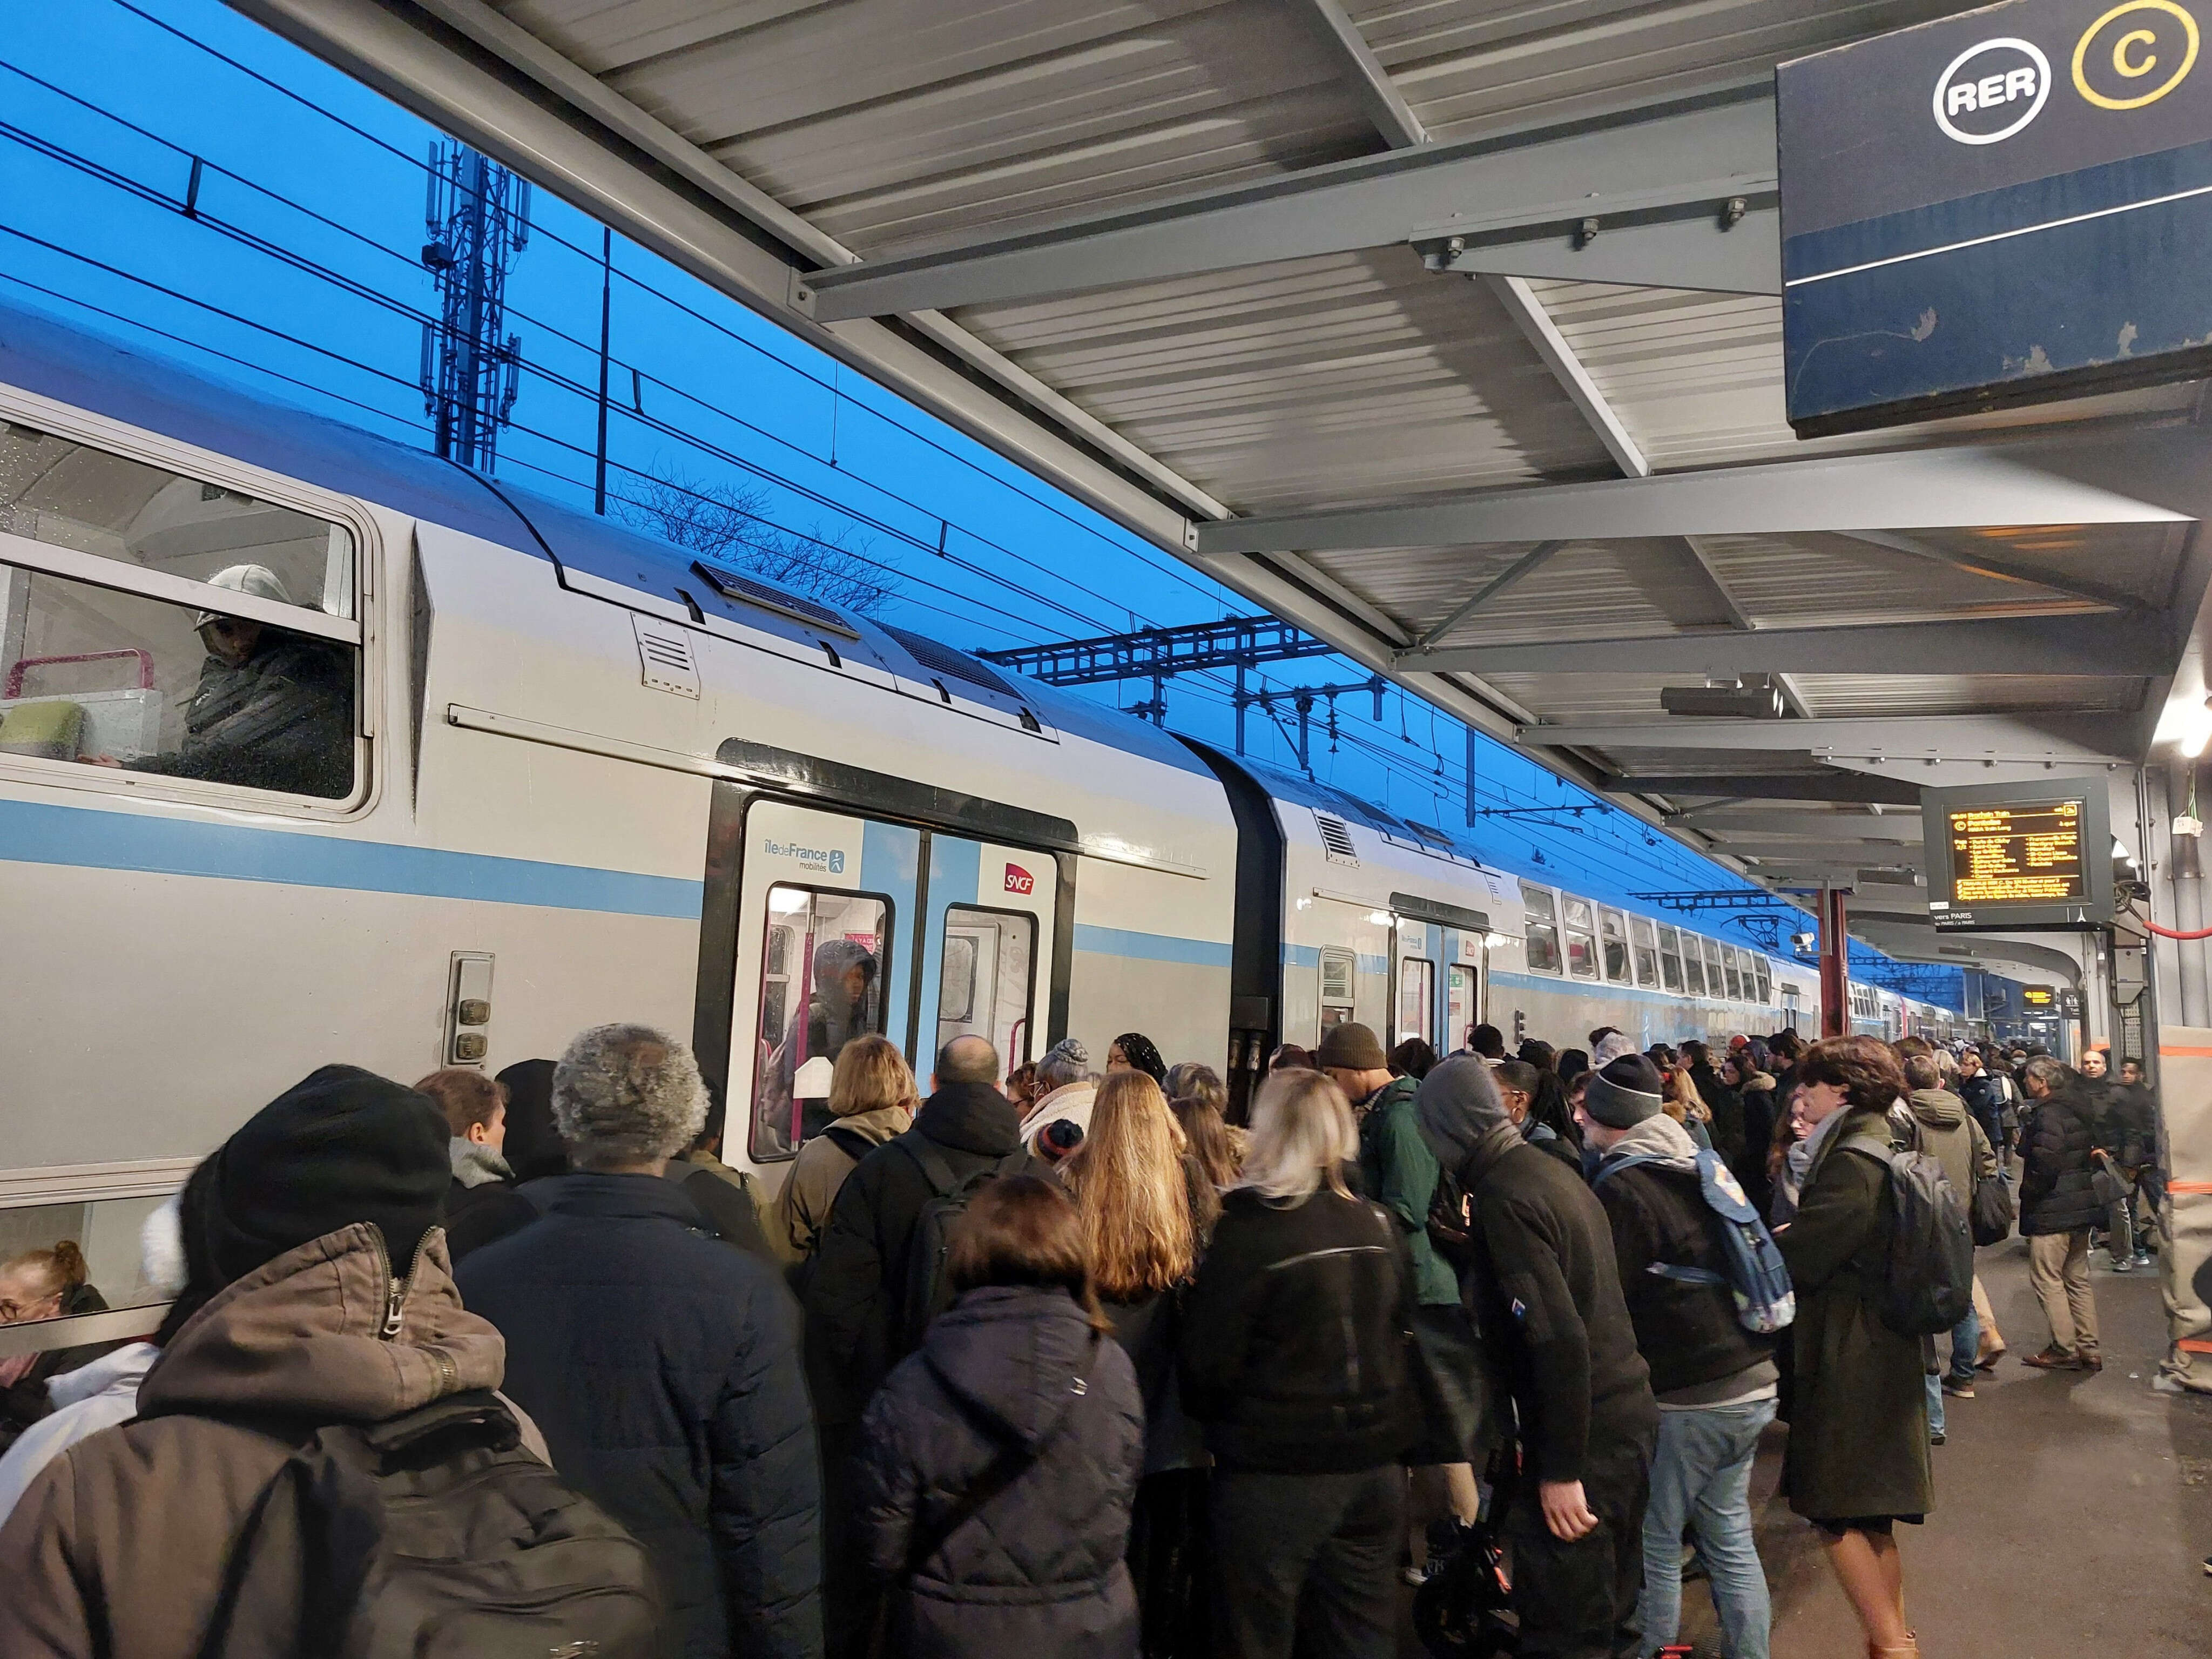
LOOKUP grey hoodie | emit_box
[1417,1053,1522,1183]
[1595,1109,1702,1176]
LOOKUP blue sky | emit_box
[1,0,1963,997]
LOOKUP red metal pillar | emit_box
[1818,885,1849,1038]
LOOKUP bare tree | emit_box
[618,461,896,615]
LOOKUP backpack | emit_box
[1426,1160,1474,1270]
[897,1129,1029,1347]
[1840,1131,1975,1337]
[200,1391,658,1658]
[1594,1149,1795,1334]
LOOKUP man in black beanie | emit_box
[1418,1053,1658,1659]
[0,1064,532,1657]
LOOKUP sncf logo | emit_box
[1933,37,2052,143]
[1003,864,1035,895]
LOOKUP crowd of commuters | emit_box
[0,1007,2165,1659]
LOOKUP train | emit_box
[0,299,1957,1290]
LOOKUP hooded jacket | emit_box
[2019,1081,2108,1236]
[1418,1056,1657,1483]
[0,1224,531,1659]
[768,1102,913,1264]
[1590,1114,1776,1403]
[855,1285,1143,1659]
[804,1082,1029,1424]
[132,632,353,798]
[456,1174,821,1659]
[1955,1070,2015,1150]
[1900,1089,1997,1207]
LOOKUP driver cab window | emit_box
[0,422,360,801]
[938,906,1036,1066]
[751,884,890,1160]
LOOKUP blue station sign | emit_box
[1779,1,2212,434]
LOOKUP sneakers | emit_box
[2021,1346,2079,1370]
[1929,1430,1946,1446]
[2132,1251,2155,1269]
[1941,1378,1977,1398]
[2112,1254,2134,1272]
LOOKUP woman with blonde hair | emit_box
[771,1033,918,1263]
[1064,1070,1210,1655]
[1662,1064,1716,1152]
[1181,1069,1418,1659]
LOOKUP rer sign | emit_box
[1778,1,2212,435]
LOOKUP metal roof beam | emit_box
[1414,542,1563,650]
[1519,712,2132,763]
[1289,0,1428,149]
[1830,530,2153,615]
[795,86,1779,321]
[1197,426,2210,554]
[1677,810,1924,838]
[1720,840,1933,860]
[1623,773,1926,805]
[1398,611,2173,675]
[1482,276,1648,477]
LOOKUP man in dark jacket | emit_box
[1955,1046,2017,1173]
[458,1024,822,1659]
[1419,1055,1659,1659]
[1586,1078,1776,1659]
[804,1033,1027,1659]
[2110,1057,2164,1268]
[2017,1057,2105,1372]
[413,1066,538,1264]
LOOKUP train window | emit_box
[1519,885,1562,975]
[1598,909,1630,983]
[1397,957,1434,1047]
[1721,947,1744,1001]
[1447,964,1477,1051]
[1629,916,1658,988]
[750,884,891,1161]
[1656,925,1684,993]
[1679,935,1708,997]
[1755,958,1772,1004]
[0,558,359,800]
[1703,939,1729,1000]
[0,422,356,618]
[939,906,1036,1068]
[1320,947,1356,1005]
[1561,897,1598,980]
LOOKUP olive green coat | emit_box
[1776,1109,1933,1523]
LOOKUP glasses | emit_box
[0,1294,60,1322]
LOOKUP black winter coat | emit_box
[1180,1185,1420,1474]
[1102,1289,1207,1475]
[804,1082,1029,1425]
[2106,1082,2160,1169]
[443,1173,537,1264]
[456,1174,823,1659]
[132,633,353,798]
[856,1285,1143,1659]
[1957,1073,2015,1150]
[2020,1083,2108,1235]
[1461,1130,1657,1483]
[1591,1156,1773,1400]
[1732,1078,1778,1218]
[0,1282,116,1453]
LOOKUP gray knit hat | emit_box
[1583,1054,1665,1129]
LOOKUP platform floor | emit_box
[1406,1240,2212,1656]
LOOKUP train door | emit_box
[1393,920,1439,1052]
[1445,933,1482,1054]
[919,838,1054,1073]
[730,801,918,1164]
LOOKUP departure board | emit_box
[1923,778,2111,932]
[1947,801,2087,905]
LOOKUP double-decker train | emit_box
[0,301,1939,1285]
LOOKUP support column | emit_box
[1819,884,1849,1038]
[2175,763,2209,1028]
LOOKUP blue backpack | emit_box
[1595,1149,1796,1335]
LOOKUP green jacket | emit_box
[1776,1108,1933,1523]
[1357,1076,1458,1305]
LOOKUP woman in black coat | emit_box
[856,1175,1144,1659]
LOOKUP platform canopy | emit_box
[233,0,2212,965]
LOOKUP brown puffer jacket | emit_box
[0,1222,537,1658]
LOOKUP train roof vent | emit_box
[881,624,1020,701]
[691,559,860,640]
[1315,811,1359,866]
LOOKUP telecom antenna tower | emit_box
[419,141,531,473]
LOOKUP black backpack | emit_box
[200,1391,659,1658]
[897,1129,1029,1347]
[1840,1130,1975,1338]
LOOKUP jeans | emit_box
[1636,1398,1775,1659]
[1924,1300,1981,1434]
[1212,1464,1402,1659]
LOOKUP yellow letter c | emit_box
[2115,26,2160,74]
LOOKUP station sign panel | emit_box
[1778,1,2212,434]
[1921,775,2114,930]
[2022,983,2058,1007]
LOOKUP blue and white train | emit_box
[0,302,1900,1282]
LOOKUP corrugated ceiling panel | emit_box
[960,248,1611,510]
